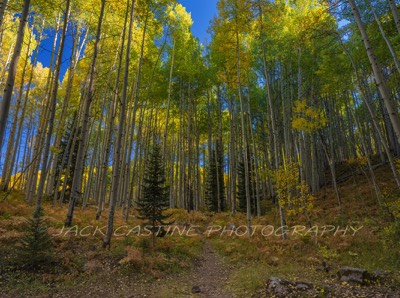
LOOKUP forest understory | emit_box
[1,162,400,297]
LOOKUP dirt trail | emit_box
[149,241,234,298]
[186,242,233,297]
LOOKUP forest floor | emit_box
[1,161,400,297]
[0,238,234,297]
[1,232,398,298]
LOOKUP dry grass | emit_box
[1,161,400,295]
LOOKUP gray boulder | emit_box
[266,277,315,297]
[338,267,372,285]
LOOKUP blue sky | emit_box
[179,0,218,44]
[33,1,218,79]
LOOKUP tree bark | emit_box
[348,0,400,145]
[0,28,32,191]
[235,28,252,236]
[66,0,106,226]
[163,39,175,159]
[35,0,71,212]
[368,0,400,75]
[0,0,30,157]
[389,0,400,36]
[103,0,135,248]
[0,0,8,31]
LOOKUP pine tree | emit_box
[16,207,53,268]
[53,117,79,202]
[136,139,172,246]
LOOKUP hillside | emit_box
[0,161,399,297]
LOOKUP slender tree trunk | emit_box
[368,0,400,75]
[0,0,30,156]
[389,0,400,36]
[35,0,71,213]
[1,28,32,191]
[228,96,237,213]
[248,108,261,216]
[0,0,8,29]
[66,0,106,226]
[122,11,148,216]
[103,0,135,248]
[0,40,15,92]
[47,26,88,196]
[348,0,400,145]
[163,39,175,158]
[26,15,60,204]
[338,33,400,189]
[82,114,102,208]
[348,93,382,205]
[96,7,128,219]
[207,92,213,210]
[187,82,194,211]
[235,29,252,236]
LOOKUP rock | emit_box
[372,270,390,282]
[266,277,316,297]
[338,267,372,285]
[296,282,311,291]
[192,286,201,294]
[266,277,293,297]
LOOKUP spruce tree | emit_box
[16,207,53,268]
[136,139,172,246]
[53,116,79,202]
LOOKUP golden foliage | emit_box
[292,99,327,133]
[273,162,315,217]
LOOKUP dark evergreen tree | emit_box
[136,139,172,246]
[205,141,225,212]
[16,207,53,268]
[53,115,80,202]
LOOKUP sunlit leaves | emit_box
[292,99,327,133]
[273,162,315,218]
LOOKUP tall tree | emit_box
[0,0,30,155]
[348,0,400,145]
[65,0,106,226]
[103,0,136,248]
